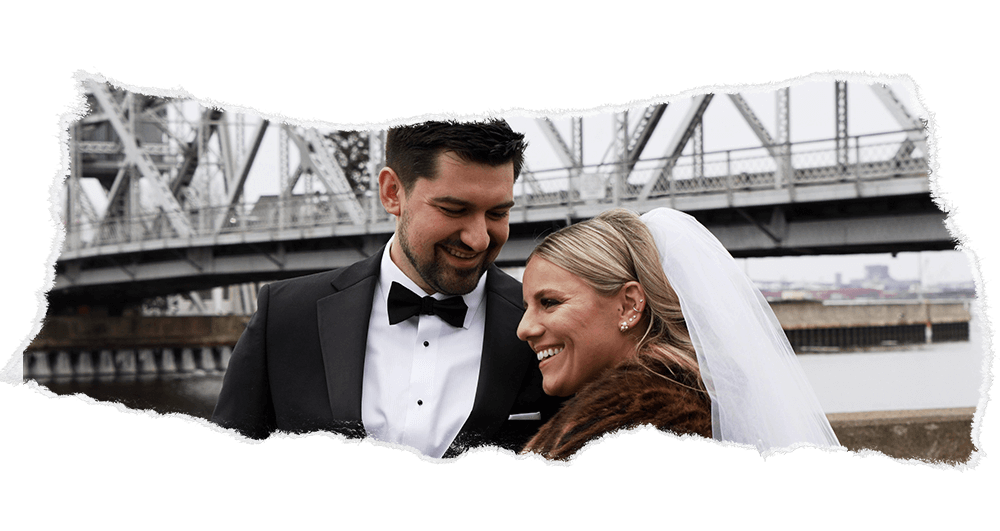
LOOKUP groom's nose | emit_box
[460,214,491,253]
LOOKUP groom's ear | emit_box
[379,167,405,217]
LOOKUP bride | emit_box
[516,207,839,460]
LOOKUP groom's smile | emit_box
[383,151,515,296]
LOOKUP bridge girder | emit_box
[56,80,938,313]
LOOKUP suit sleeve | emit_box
[211,282,277,439]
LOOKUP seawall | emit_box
[827,407,976,464]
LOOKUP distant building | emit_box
[753,263,974,303]
[846,264,918,293]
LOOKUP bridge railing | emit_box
[517,129,927,207]
[61,129,926,253]
[63,192,394,250]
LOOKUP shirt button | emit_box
[423,341,429,347]
[417,400,423,406]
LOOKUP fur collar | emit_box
[522,355,712,460]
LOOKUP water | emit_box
[39,373,225,420]
[798,303,988,413]
[799,342,984,413]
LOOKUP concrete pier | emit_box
[771,300,971,351]
[25,316,246,380]
[29,315,250,351]
[771,300,971,329]
[828,407,976,464]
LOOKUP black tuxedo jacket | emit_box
[212,247,560,456]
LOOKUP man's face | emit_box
[383,151,515,296]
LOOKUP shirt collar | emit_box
[379,235,488,329]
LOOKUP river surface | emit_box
[37,304,991,419]
[799,304,988,413]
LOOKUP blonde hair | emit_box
[528,208,702,383]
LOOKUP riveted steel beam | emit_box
[836,81,849,168]
[870,84,926,161]
[86,81,192,238]
[536,118,580,169]
[640,94,714,200]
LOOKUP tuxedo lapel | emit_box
[457,266,534,438]
[316,248,383,424]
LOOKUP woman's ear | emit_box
[615,282,647,333]
[379,167,403,216]
[620,281,646,316]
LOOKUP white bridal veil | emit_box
[641,208,840,452]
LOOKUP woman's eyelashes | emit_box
[540,298,561,309]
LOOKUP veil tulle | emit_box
[640,208,840,452]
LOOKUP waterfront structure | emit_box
[52,80,945,317]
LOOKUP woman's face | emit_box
[517,257,633,397]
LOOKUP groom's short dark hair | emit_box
[385,119,527,193]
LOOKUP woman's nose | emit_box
[516,311,540,341]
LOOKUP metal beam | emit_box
[290,128,366,224]
[171,107,223,195]
[869,84,926,160]
[86,81,192,237]
[836,81,849,168]
[640,94,714,200]
[213,119,270,232]
[726,93,796,190]
[775,88,791,188]
[728,94,780,157]
[535,118,579,168]
[626,104,667,159]
[711,211,950,255]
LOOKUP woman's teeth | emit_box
[536,347,563,361]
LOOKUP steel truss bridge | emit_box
[51,80,948,314]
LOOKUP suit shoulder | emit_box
[268,269,339,290]
[486,267,524,310]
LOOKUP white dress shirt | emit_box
[361,237,487,458]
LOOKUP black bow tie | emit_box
[387,282,468,328]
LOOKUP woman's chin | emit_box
[542,378,576,398]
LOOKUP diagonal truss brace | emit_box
[625,104,667,165]
[728,94,782,159]
[869,84,926,161]
[87,81,192,238]
[286,127,366,225]
[728,91,793,189]
[213,119,270,232]
[536,118,580,169]
[534,118,588,200]
[639,94,714,200]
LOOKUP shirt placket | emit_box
[400,314,442,449]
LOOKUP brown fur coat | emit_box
[521,355,712,460]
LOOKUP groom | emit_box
[212,119,559,458]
